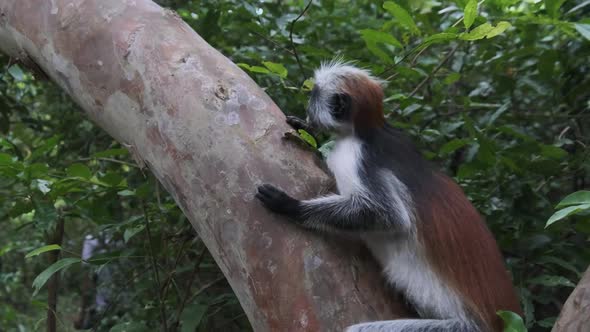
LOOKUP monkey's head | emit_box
[307,61,385,134]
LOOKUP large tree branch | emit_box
[552,267,590,332]
[0,0,408,330]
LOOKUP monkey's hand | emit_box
[285,115,309,131]
[256,184,302,218]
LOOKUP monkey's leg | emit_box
[345,318,476,332]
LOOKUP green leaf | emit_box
[297,129,317,148]
[544,0,566,18]
[383,2,419,34]
[536,317,556,328]
[440,139,470,155]
[423,32,457,45]
[497,310,527,332]
[359,29,402,63]
[574,23,590,41]
[302,78,314,91]
[30,135,60,160]
[180,303,209,332]
[109,322,149,332]
[25,245,62,258]
[546,204,590,227]
[27,163,50,178]
[365,41,393,63]
[457,163,479,179]
[460,23,493,40]
[237,63,271,74]
[93,148,128,158]
[0,152,14,165]
[359,29,403,48]
[443,72,461,85]
[418,33,458,50]
[262,61,288,78]
[556,191,590,208]
[32,258,82,296]
[528,275,576,288]
[32,199,57,227]
[117,189,136,197]
[99,172,126,187]
[486,21,512,39]
[540,145,567,160]
[537,256,581,276]
[8,64,25,81]
[124,225,145,243]
[66,163,92,179]
[464,0,478,29]
[486,102,510,126]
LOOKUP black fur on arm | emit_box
[256,184,381,232]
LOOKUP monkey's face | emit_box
[307,61,385,134]
[307,84,353,133]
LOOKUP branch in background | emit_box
[289,0,313,84]
[408,43,460,99]
[46,216,65,332]
[249,29,295,55]
[143,203,168,332]
[172,246,208,330]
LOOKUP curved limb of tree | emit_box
[0,1,409,330]
[552,266,590,332]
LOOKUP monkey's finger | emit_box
[286,115,306,130]
[255,192,269,203]
[255,193,281,212]
[258,184,282,197]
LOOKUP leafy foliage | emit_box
[1,0,589,331]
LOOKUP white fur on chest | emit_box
[326,137,364,196]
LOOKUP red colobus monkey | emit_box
[256,61,522,332]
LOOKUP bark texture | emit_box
[552,267,590,332]
[0,1,408,330]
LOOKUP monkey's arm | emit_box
[256,184,384,232]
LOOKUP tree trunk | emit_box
[0,1,408,330]
[552,267,590,332]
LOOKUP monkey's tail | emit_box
[344,318,478,332]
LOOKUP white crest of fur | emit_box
[313,58,386,90]
[307,59,385,130]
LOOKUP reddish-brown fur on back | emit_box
[342,76,385,129]
[417,173,522,331]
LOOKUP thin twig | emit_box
[46,216,65,332]
[408,43,459,98]
[186,275,227,305]
[91,266,153,331]
[381,14,465,80]
[289,0,313,84]
[76,157,139,168]
[172,247,208,330]
[160,237,190,304]
[143,203,168,332]
[249,29,295,55]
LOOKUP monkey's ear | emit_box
[330,93,352,120]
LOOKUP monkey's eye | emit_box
[329,93,351,120]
